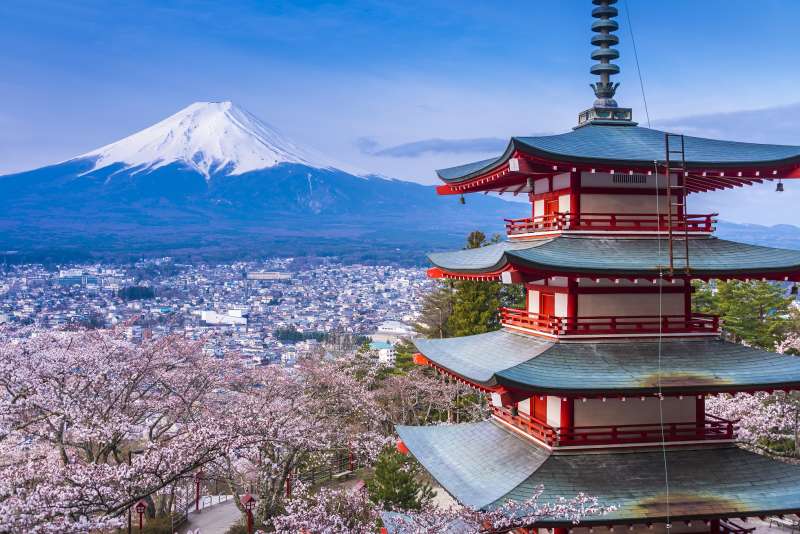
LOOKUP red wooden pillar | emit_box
[554,527,569,534]
[710,519,721,534]
[684,279,692,323]
[567,277,578,332]
[569,170,581,229]
[696,395,706,438]
[560,397,573,445]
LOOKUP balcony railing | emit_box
[505,212,717,236]
[492,406,736,447]
[500,307,720,337]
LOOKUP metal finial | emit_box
[589,0,620,108]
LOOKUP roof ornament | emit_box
[577,0,637,127]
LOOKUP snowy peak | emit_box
[78,101,334,178]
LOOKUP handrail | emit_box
[491,405,736,447]
[500,307,720,336]
[505,212,717,235]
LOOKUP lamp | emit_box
[459,194,465,205]
[194,470,204,512]
[134,500,147,533]
[241,493,257,534]
[777,179,785,192]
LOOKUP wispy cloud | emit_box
[654,102,800,145]
[358,136,508,158]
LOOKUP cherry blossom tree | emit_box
[706,335,800,455]
[208,352,389,527]
[0,328,238,532]
[269,484,616,534]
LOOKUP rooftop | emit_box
[397,420,800,525]
[427,236,800,279]
[436,125,800,190]
[414,330,800,395]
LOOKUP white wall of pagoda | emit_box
[580,193,670,215]
[577,293,684,317]
[579,171,671,189]
[546,396,562,428]
[573,397,697,427]
[526,277,688,319]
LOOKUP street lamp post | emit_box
[194,469,204,512]
[241,493,257,534]
[134,500,147,533]
[126,449,144,534]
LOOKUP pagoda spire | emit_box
[590,0,621,108]
[577,0,636,127]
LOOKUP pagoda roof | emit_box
[437,124,800,183]
[398,421,800,524]
[414,330,800,395]
[428,236,800,279]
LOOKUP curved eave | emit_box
[398,422,800,525]
[494,373,800,398]
[497,444,800,526]
[435,126,800,194]
[427,237,800,281]
[512,135,800,171]
[415,331,800,397]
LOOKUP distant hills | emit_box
[2,101,799,265]
[0,102,526,263]
[715,221,800,251]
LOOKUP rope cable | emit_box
[624,0,652,128]
[654,159,671,529]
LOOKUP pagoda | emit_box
[394,2,800,533]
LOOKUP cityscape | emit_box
[0,258,429,366]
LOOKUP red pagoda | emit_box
[395,1,800,533]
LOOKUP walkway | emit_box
[177,496,241,534]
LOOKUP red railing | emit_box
[500,307,720,337]
[505,212,717,235]
[492,406,736,447]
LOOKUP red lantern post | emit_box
[241,493,257,534]
[134,500,147,533]
[194,469,204,512]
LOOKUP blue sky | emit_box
[2,0,800,224]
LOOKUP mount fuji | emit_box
[0,101,525,262]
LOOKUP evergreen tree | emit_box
[693,280,793,349]
[446,231,503,337]
[447,279,502,336]
[413,283,455,339]
[367,447,434,511]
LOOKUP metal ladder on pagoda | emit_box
[664,133,690,275]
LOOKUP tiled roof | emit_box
[428,236,800,277]
[414,330,800,395]
[498,445,800,524]
[396,420,550,509]
[400,421,800,524]
[437,125,800,182]
[414,330,553,384]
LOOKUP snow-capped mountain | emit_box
[0,101,525,260]
[77,101,335,178]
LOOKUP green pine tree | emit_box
[413,283,455,339]
[693,280,793,349]
[367,447,435,511]
[445,231,509,336]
